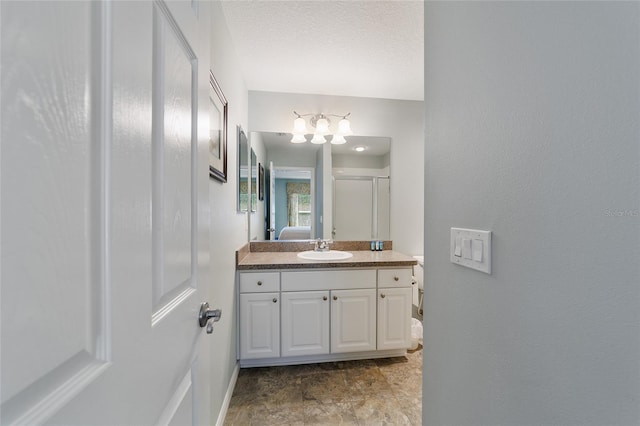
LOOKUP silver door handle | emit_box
[199,302,222,334]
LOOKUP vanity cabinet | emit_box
[239,266,412,366]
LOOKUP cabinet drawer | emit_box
[377,268,413,288]
[239,272,280,293]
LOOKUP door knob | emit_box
[199,302,222,334]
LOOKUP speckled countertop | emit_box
[236,241,418,270]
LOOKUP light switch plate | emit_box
[451,228,492,274]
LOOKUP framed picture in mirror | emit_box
[258,163,264,201]
[237,127,249,212]
[250,149,257,212]
[209,70,228,182]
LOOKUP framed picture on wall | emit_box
[209,70,228,182]
[258,163,265,201]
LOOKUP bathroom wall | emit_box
[423,2,640,425]
[208,2,249,422]
[249,91,424,255]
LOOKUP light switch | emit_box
[462,238,472,259]
[472,239,483,262]
[454,236,462,257]
[450,228,492,274]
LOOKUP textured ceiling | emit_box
[220,1,424,101]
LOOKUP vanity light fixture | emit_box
[290,111,353,145]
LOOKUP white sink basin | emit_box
[297,250,354,261]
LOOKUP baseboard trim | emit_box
[239,349,407,368]
[215,361,240,426]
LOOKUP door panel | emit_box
[281,291,330,357]
[152,0,197,314]
[1,2,110,423]
[331,289,377,353]
[1,1,211,424]
[158,366,193,426]
[240,293,280,359]
[377,288,412,350]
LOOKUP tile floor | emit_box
[224,345,422,425]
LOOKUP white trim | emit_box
[215,362,240,426]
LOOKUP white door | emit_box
[281,291,330,357]
[1,1,214,425]
[334,178,373,240]
[377,288,412,350]
[239,293,280,359]
[376,177,391,240]
[331,289,377,353]
[268,161,276,240]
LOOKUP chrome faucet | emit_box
[312,238,333,252]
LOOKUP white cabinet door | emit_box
[282,291,330,357]
[377,288,412,350]
[331,289,377,353]
[240,293,280,359]
[1,1,212,425]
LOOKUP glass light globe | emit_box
[315,118,330,135]
[292,117,308,134]
[290,134,307,144]
[337,118,353,136]
[330,134,347,145]
[310,134,327,144]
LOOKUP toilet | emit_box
[412,255,424,319]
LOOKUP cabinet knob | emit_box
[393,276,399,281]
[272,298,277,303]
[333,295,338,301]
[257,281,262,286]
[380,293,386,298]
[323,296,328,301]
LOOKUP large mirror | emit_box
[249,131,391,241]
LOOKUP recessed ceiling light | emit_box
[352,145,367,152]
